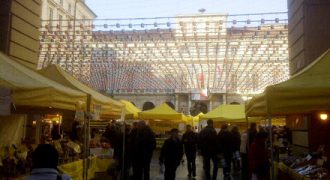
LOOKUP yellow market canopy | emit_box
[38,65,124,116]
[246,49,330,116]
[201,104,246,122]
[0,52,86,111]
[120,100,141,119]
[139,103,184,121]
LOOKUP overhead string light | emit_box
[39,12,289,92]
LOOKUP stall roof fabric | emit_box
[139,103,184,121]
[0,52,86,110]
[120,100,141,119]
[38,65,124,116]
[246,49,330,116]
[201,104,246,122]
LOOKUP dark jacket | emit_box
[198,126,218,157]
[217,129,233,156]
[182,131,198,155]
[159,137,183,166]
[231,131,241,152]
[131,126,156,163]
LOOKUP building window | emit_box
[48,8,53,27]
[68,3,72,14]
[59,14,63,26]
[49,8,53,20]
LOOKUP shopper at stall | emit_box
[217,124,234,179]
[182,124,198,178]
[159,128,184,180]
[51,124,61,141]
[131,121,156,180]
[25,144,71,180]
[198,119,219,180]
[248,132,270,180]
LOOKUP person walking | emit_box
[182,125,198,178]
[217,124,234,180]
[159,128,184,180]
[198,119,219,180]
[248,132,270,180]
[248,123,257,146]
[131,121,156,180]
[240,130,249,180]
[25,144,71,180]
[231,126,241,171]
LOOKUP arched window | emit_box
[142,101,155,111]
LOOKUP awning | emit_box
[201,104,246,122]
[139,103,184,121]
[246,49,330,116]
[0,52,86,111]
[38,65,124,116]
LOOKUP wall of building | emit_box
[0,0,42,69]
[288,0,330,75]
[113,94,175,110]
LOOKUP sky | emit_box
[85,0,288,19]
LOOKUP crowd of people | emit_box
[100,119,275,180]
[25,119,290,180]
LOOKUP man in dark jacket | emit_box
[198,119,219,180]
[131,121,156,180]
[159,128,183,180]
[182,125,198,178]
[218,124,234,179]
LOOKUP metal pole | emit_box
[120,108,126,180]
[83,94,91,180]
[268,115,275,180]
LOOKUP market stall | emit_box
[38,64,124,118]
[246,49,330,179]
[200,104,253,131]
[139,103,187,148]
[38,64,127,178]
[0,52,88,178]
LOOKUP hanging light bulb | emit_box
[275,18,279,23]
[261,19,265,24]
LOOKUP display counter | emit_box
[276,162,329,180]
[58,156,97,180]
[277,162,309,180]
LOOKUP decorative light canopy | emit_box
[39,12,289,95]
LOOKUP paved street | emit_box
[93,150,242,180]
[150,150,238,180]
